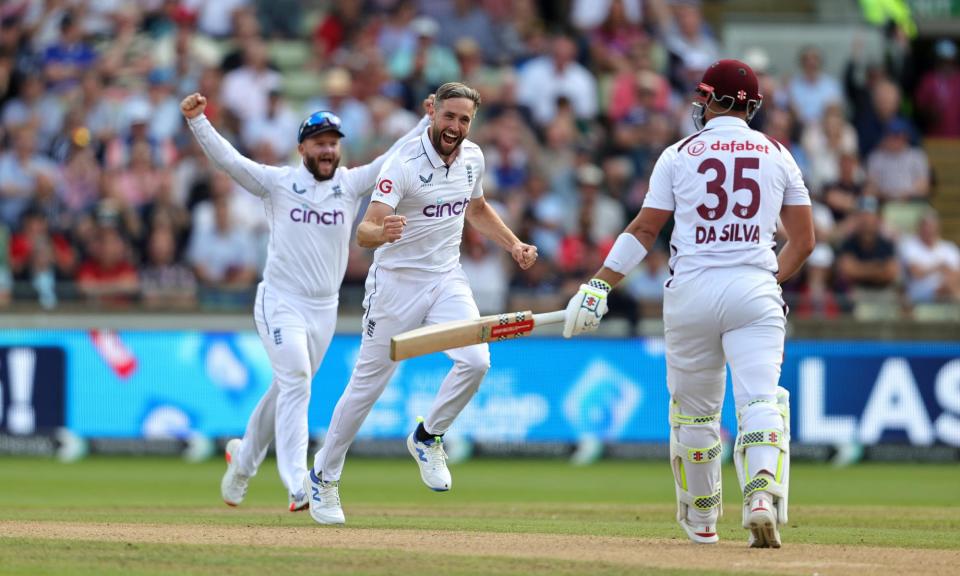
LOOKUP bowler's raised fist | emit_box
[180,93,207,119]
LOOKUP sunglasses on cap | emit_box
[298,111,345,143]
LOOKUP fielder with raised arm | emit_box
[180,92,430,513]
[306,82,538,525]
[563,60,815,548]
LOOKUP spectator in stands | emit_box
[389,16,460,89]
[517,34,597,126]
[144,68,184,143]
[140,172,191,255]
[865,119,930,202]
[42,11,97,93]
[26,169,70,234]
[821,152,865,225]
[312,0,364,63]
[900,210,960,303]
[0,127,56,228]
[140,224,197,309]
[115,141,164,209]
[220,39,281,123]
[460,223,508,314]
[586,1,647,73]
[571,0,643,31]
[59,142,101,213]
[454,38,503,104]
[608,44,671,122]
[185,0,248,39]
[98,4,154,90]
[801,103,858,194]
[1,73,63,149]
[837,197,899,294]
[851,75,916,157]
[304,69,372,160]
[186,193,258,303]
[152,6,221,96]
[650,0,719,94]
[436,0,498,63]
[569,164,625,245]
[242,87,299,159]
[9,207,76,288]
[523,171,567,260]
[915,39,960,138]
[787,45,842,127]
[76,224,140,305]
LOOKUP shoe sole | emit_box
[748,509,781,548]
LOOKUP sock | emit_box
[414,422,442,443]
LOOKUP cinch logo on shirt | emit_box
[710,140,771,154]
[291,207,345,225]
[422,197,470,218]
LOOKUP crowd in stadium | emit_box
[0,0,958,321]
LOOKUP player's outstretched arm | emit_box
[343,94,435,197]
[180,92,273,197]
[465,196,537,269]
[776,204,816,284]
[357,201,406,249]
[563,207,672,338]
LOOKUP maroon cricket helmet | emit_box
[692,59,763,130]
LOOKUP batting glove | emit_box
[562,279,611,338]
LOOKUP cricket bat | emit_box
[389,310,566,361]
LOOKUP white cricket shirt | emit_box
[642,116,811,281]
[188,114,427,298]
[369,127,485,272]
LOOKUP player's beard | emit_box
[430,123,465,159]
[304,153,340,181]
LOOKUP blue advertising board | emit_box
[0,329,956,446]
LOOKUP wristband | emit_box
[603,233,648,274]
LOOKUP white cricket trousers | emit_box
[233,283,338,497]
[664,266,786,479]
[314,265,490,481]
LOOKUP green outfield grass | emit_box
[1,457,958,575]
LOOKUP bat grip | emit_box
[532,310,566,327]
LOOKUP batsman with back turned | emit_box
[563,59,815,547]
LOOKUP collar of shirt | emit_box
[704,116,749,129]
[295,161,318,184]
[420,126,462,169]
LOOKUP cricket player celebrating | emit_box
[180,92,431,513]
[563,60,815,548]
[307,82,538,525]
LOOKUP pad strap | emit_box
[680,489,723,511]
[742,474,786,500]
[736,429,786,450]
[684,440,722,464]
[671,411,721,427]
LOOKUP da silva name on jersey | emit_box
[695,222,761,244]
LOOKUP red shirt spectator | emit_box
[915,39,960,138]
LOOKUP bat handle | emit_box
[532,310,566,327]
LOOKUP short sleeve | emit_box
[781,147,812,206]
[642,147,676,211]
[370,153,406,210]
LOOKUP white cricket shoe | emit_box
[746,491,781,548]
[406,432,451,491]
[221,439,249,507]
[307,469,345,525]
[678,510,719,544]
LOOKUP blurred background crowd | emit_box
[0,0,958,326]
